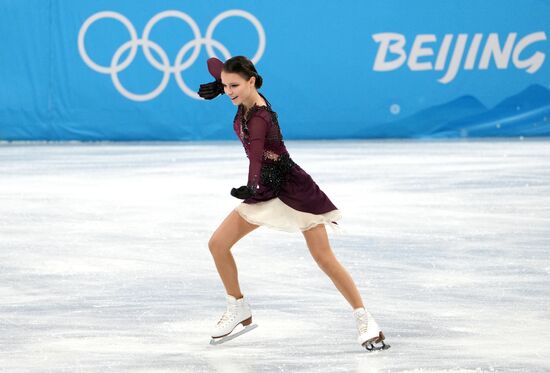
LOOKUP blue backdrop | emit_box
[1,0,549,140]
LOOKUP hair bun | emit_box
[255,74,263,89]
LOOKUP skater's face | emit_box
[220,71,256,106]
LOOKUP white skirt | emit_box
[235,197,342,233]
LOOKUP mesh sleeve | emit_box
[246,115,268,191]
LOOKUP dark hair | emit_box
[223,56,263,89]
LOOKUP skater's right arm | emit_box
[197,58,225,100]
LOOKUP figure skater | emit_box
[198,56,389,351]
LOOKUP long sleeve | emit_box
[246,115,268,191]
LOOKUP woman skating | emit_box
[197,56,389,351]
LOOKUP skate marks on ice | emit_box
[1,141,550,372]
[209,323,258,345]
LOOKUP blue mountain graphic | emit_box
[353,95,487,138]
[430,84,550,137]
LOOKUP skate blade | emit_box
[362,331,391,352]
[209,323,258,345]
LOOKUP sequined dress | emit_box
[233,96,341,232]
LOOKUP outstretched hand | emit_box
[230,186,254,199]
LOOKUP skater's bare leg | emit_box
[208,209,259,299]
[302,224,364,309]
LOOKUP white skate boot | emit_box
[353,307,390,351]
[210,294,257,345]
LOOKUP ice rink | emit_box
[1,139,549,372]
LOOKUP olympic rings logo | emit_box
[78,10,266,102]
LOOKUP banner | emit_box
[1,0,549,140]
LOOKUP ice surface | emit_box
[1,140,549,372]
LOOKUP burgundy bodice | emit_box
[233,100,293,194]
[231,96,338,215]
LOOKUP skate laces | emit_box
[217,304,237,325]
[356,314,369,334]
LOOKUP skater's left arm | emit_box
[230,116,267,199]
